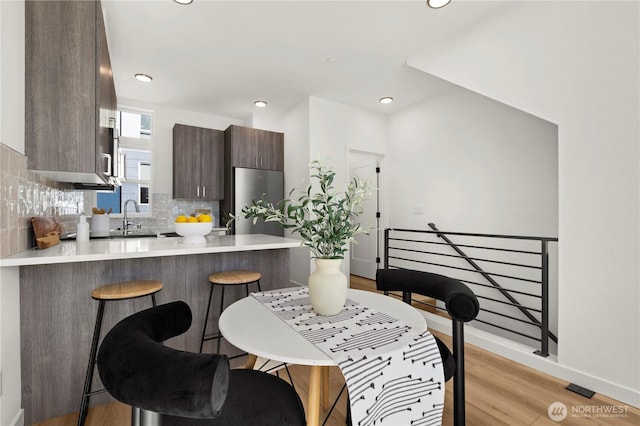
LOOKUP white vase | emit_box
[308,258,348,315]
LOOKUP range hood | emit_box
[72,181,117,191]
[31,169,119,191]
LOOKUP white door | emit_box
[350,157,380,280]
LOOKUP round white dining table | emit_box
[218,287,428,426]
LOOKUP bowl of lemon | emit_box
[174,214,213,244]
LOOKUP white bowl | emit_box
[174,221,213,244]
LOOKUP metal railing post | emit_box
[535,240,550,357]
[383,228,390,295]
[383,228,390,269]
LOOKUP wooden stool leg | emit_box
[78,300,105,426]
[322,366,330,410]
[308,366,322,426]
[199,284,215,353]
[216,286,225,354]
[244,353,258,369]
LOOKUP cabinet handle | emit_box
[197,186,200,198]
[202,186,206,198]
[100,153,111,176]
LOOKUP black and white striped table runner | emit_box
[252,287,444,426]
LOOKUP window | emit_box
[97,109,153,216]
[118,110,152,139]
[138,162,151,205]
[120,149,152,214]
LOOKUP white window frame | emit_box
[138,183,150,206]
[94,106,155,218]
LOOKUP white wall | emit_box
[0,1,25,423]
[0,0,2,143]
[0,267,21,426]
[385,85,558,349]
[248,110,281,133]
[118,98,244,192]
[309,96,387,166]
[278,96,389,283]
[386,86,558,236]
[407,0,639,407]
[308,97,388,277]
[0,0,24,154]
[280,98,311,285]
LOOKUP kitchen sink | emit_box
[108,231,159,238]
[60,230,177,240]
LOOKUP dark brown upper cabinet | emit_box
[221,125,284,222]
[25,0,116,186]
[224,125,284,171]
[173,124,224,200]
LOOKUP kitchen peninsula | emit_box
[0,234,301,424]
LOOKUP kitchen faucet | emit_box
[123,199,140,235]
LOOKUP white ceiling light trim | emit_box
[134,73,153,83]
[173,0,193,5]
[427,0,452,9]
[254,100,268,108]
[379,97,394,104]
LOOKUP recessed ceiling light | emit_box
[173,0,193,5]
[427,0,452,9]
[379,97,394,104]
[254,100,267,108]
[134,73,152,83]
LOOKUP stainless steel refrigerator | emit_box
[233,167,284,236]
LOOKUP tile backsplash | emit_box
[0,143,222,257]
[0,143,83,257]
[92,193,220,234]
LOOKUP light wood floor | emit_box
[36,276,640,426]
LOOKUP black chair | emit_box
[376,268,480,426]
[97,300,306,426]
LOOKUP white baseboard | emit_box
[423,312,640,409]
[9,409,24,426]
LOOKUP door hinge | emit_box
[376,257,381,264]
[376,212,381,218]
[376,167,380,173]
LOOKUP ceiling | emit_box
[102,0,506,120]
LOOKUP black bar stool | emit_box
[78,279,163,426]
[200,270,261,354]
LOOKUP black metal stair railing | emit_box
[383,225,558,357]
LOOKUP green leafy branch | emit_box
[229,160,370,259]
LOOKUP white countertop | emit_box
[0,234,302,267]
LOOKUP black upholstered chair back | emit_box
[98,301,230,419]
[376,268,479,426]
[376,268,479,321]
[97,301,306,426]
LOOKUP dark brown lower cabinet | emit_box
[19,249,290,424]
